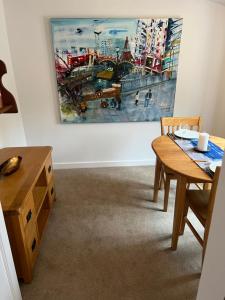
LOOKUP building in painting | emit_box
[134,18,170,73]
[120,36,133,62]
[162,18,183,75]
[143,18,182,76]
[149,19,168,58]
[101,39,113,56]
[145,19,168,73]
[134,19,152,66]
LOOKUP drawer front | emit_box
[21,192,36,230]
[48,179,55,205]
[26,227,39,267]
[45,154,53,184]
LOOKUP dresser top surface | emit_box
[0,146,52,213]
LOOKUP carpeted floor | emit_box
[20,166,202,300]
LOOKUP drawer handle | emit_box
[51,187,54,195]
[26,209,32,223]
[31,238,36,252]
[48,165,52,174]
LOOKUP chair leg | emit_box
[203,183,211,190]
[179,202,189,235]
[159,168,164,190]
[202,221,211,265]
[202,238,207,266]
[163,176,170,212]
[153,158,162,203]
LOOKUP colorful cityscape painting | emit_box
[50,18,183,123]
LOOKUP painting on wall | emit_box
[50,18,183,123]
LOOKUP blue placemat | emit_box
[190,139,224,160]
[168,134,224,177]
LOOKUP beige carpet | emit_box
[20,166,202,300]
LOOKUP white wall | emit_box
[197,156,225,300]
[2,0,225,167]
[206,0,225,138]
[204,1,225,138]
[0,0,26,148]
[213,51,225,138]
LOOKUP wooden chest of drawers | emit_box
[0,146,55,283]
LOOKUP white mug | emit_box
[198,133,209,151]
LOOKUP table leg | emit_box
[171,175,187,250]
[203,182,211,190]
[153,158,162,203]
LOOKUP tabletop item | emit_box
[209,161,223,173]
[174,129,199,139]
[198,132,209,151]
[0,156,22,176]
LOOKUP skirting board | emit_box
[53,159,156,169]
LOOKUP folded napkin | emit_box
[191,139,224,160]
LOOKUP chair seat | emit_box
[186,190,210,225]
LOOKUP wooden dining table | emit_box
[151,135,225,250]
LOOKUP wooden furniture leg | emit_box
[202,224,210,264]
[163,176,171,212]
[203,183,211,190]
[202,200,214,263]
[171,175,187,250]
[153,158,162,203]
[179,201,189,235]
[159,168,164,190]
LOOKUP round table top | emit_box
[151,135,225,182]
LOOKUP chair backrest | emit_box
[160,116,201,135]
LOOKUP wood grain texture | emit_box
[1,147,55,283]
[153,158,162,202]
[152,135,225,182]
[171,175,188,250]
[160,116,201,135]
[0,146,52,212]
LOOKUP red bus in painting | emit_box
[67,54,89,67]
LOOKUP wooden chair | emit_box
[180,166,221,261]
[160,116,201,212]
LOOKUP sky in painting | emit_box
[51,18,138,52]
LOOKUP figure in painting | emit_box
[135,90,139,106]
[116,95,122,111]
[144,89,152,107]
[110,98,117,108]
